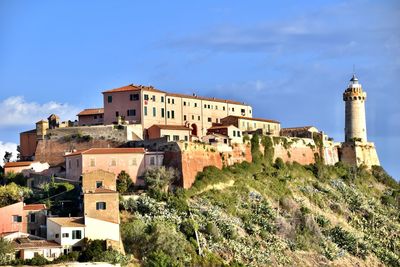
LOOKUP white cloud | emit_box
[0,96,80,127]
[0,141,18,167]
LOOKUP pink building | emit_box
[77,108,104,126]
[102,84,253,138]
[64,148,164,183]
[0,202,25,234]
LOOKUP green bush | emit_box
[28,254,49,265]
[144,250,178,267]
[328,226,368,259]
[117,171,133,194]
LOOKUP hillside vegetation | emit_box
[120,137,399,266]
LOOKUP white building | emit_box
[47,217,85,254]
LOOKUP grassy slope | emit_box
[121,158,400,266]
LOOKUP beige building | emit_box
[148,124,191,141]
[207,125,243,144]
[280,126,320,139]
[102,84,253,138]
[4,161,50,177]
[77,108,104,126]
[220,115,281,136]
[64,148,164,184]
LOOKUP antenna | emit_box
[353,64,356,75]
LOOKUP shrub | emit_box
[79,239,106,262]
[144,167,177,196]
[250,134,262,163]
[274,157,286,170]
[28,254,49,265]
[121,219,147,257]
[371,166,399,190]
[328,226,368,259]
[144,250,178,267]
[117,171,133,194]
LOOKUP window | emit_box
[150,157,155,165]
[172,99,175,104]
[161,108,165,118]
[241,108,245,114]
[129,158,137,166]
[223,106,226,111]
[167,111,170,119]
[204,104,207,108]
[96,181,103,188]
[173,135,179,141]
[165,135,170,141]
[254,122,256,128]
[250,109,252,114]
[194,103,197,108]
[153,107,156,117]
[168,98,170,104]
[30,213,36,223]
[107,96,112,103]
[233,131,236,137]
[115,111,119,117]
[184,115,187,121]
[184,136,188,141]
[111,158,116,166]
[72,230,82,240]
[90,158,95,167]
[208,117,212,122]
[237,131,241,137]
[144,106,148,116]
[183,101,186,106]
[192,115,194,120]
[207,105,210,109]
[144,94,149,101]
[232,107,235,112]
[161,96,164,102]
[96,202,106,210]
[215,105,218,110]
[76,159,79,167]
[94,115,97,119]
[127,109,136,116]
[171,110,175,119]
[224,139,228,144]
[62,233,69,238]
[99,114,103,119]
[198,116,200,121]
[130,94,139,101]
[152,95,156,101]
[55,234,59,238]
[12,215,22,223]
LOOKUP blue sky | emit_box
[0,0,399,179]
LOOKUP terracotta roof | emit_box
[102,84,166,94]
[23,204,46,211]
[102,84,249,106]
[150,124,191,131]
[65,147,146,157]
[77,108,104,116]
[48,217,85,227]
[166,92,247,106]
[91,188,118,194]
[222,115,280,124]
[4,161,36,168]
[281,126,317,131]
[208,125,237,130]
[20,129,36,134]
[13,238,62,249]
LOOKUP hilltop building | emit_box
[339,75,380,167]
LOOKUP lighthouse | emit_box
[343,74,367,142]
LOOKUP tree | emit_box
[117,171,133,194]
[0,183,32,208]
[144,167,177,194]
[3,151,12,164]
[0,238,14,265]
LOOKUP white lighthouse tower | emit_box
[343,74,367,142]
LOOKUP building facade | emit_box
[220,115,281,136]
[77,108,104,126]
[64,148,164,183]
[102,84,253,138]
